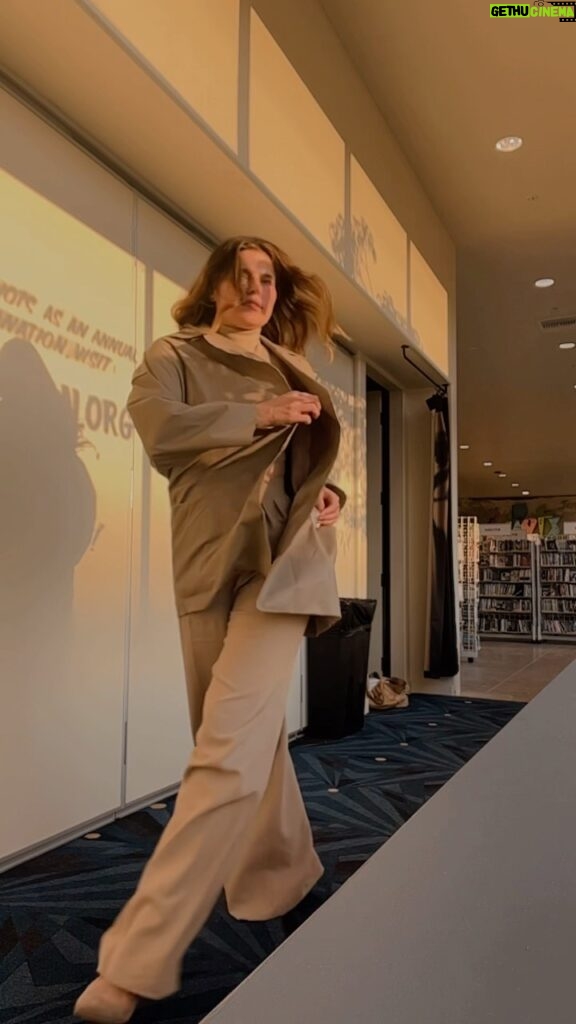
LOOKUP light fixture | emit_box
[522,490,530,496]
[511,483,520,488]
[534,278,555,288]
[459,444,470,450]
[483,461,493,467]
[496,472,507,478]
[495,136,523,152]
[559,342,576,350]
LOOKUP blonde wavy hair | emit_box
[171,236,336,355]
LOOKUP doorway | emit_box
[366,378,391,676]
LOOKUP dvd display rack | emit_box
[478,536,538,641]
[458,516,480,660]
[539,536,576,640]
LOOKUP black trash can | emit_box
[306,598,377,740]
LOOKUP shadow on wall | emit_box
[328,213,414,339]
[0,338,97,684]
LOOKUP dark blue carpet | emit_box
[0,693,523,1022]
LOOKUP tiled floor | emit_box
[460,640,576,702]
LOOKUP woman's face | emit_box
[212,247,277,331]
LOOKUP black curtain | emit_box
[424,392,459,678]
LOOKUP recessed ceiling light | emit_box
[495,136,523,152]
[483,461,493,467]
[496,472,507,478]
[522,490,530,496]
[534,278,555,288]
[559,342,576,350]
[459,444,470,450]
[511,483,520,488]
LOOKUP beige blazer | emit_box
[127,326,345,636]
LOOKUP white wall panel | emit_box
[0,92,133,858]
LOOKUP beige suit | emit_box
[97,328,344,998]
[127,326,344,634]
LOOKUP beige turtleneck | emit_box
[218,324,272,363]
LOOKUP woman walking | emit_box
[75,236,344,1022]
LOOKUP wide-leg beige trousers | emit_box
[97,569,323,999]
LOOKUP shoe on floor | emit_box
[281,889,326,937]
[73,977,138,1023]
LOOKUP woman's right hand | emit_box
[255,391,322,429]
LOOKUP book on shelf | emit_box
[477,531,576,643]
[479,616,532,635]
[478,534,536,640]
[458,517,480,659]
[539,536,576,638]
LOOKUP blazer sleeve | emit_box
[325,481,347,508]
[127,339,259,475]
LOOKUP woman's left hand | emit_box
[314,486,341,527]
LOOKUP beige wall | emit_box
[89,0,240,150]
[308,342,367,598]
[250,11,346,254]
[410,243,449,374]
[350,157,408,326]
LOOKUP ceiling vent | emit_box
[539,315,576,332]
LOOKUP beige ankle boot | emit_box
[73,977,138,1024]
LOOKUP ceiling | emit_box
[321,0,576,499]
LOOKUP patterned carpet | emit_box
[0,693,523,1023]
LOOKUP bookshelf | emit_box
[478,536,537,641]
[539,537,576,639]
[458,516,480,660]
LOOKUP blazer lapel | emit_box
[261,341,337,419]
[176,328,337,421]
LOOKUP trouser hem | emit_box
[227,863,325,922]
[96,966,178,1003]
